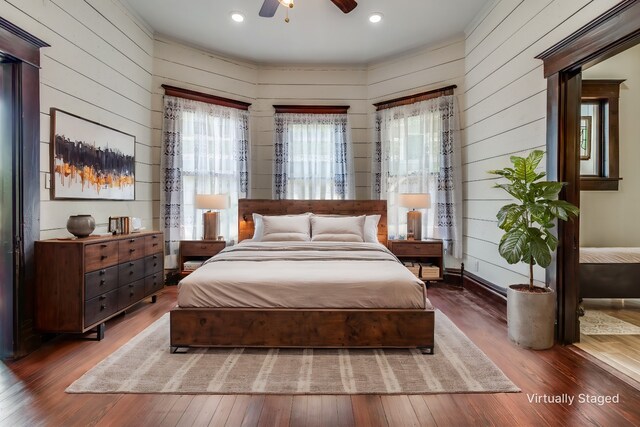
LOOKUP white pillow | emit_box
[261,215,311,242]
[311,215,365,242]
[252,213,264,241]
[364,214,381,243]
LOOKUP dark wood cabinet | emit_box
[35,231,164,339]
[179,240,226,276]
[388,239,444,281]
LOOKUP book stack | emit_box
[183,260,205,271]
[403,261,421,278]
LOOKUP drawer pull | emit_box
[101,255,107,260]
[129,262,134,266]
[99,269,106,275]
[129,271,134,275]
[100,304,107,310]
[99,295,107,301]
[153,255,158,259]
[152,235,158,239]
[129,248,136,253]
[152,243,158,247]
[101,244,108,248]
[100,279,106,285]
[129,292,134,297]
[200,245,207,249]
[130,239,135,243]
[153,274,157,279]
[129,284,134,288]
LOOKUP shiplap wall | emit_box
[0,0,155,239]
[151,37,465,202]
[462,0,623,289]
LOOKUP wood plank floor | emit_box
[1,284,640,426]
[577,300,640,384]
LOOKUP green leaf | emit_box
[526,150,545,171]
[497,204,525,231]
[529,229,552,268]
[544,232,559,252]
[499,228,528,264]
[532,182,564,200]
[547,200,580,220]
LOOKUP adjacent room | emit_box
[0,0,639,425]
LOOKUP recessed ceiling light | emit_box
[369,13,383,24]
[231,12,245,23]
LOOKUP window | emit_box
[161,88,250,268]
[580,79,624,191]
[273,106,353,200]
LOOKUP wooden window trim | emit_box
[373,85,457,111]
[580,79,624,191]
[161,85,251,111]
[273,105,349,114]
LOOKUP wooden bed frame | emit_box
[170,199,435,353]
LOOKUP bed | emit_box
[170,199,435,353]
[579,247,640,298]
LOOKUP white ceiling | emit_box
[125,0,490,65]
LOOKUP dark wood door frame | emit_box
[536,0,640,344]
[0,17,48,358]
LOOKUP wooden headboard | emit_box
[238,199,388,246]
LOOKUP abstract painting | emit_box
[51,109,135,200]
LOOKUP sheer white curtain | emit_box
[273,113,354,200]
[373,95,462,258]
[161,96,249,268]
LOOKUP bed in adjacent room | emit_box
[170,199,435,353]
[579,247,640,298]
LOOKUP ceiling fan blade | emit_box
[330,0,358,14]
[259,0,280,17]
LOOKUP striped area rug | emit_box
[66,311,519,395]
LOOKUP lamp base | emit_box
[203,211,220,240]
[407,210,422,241]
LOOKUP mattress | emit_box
[580,247,640,264]
[177,241,427,309]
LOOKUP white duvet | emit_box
[177,241,427,309]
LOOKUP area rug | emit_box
[66,311,519,395]
[581,310,640,335]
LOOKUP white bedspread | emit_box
[177,241,427,309]
[580,247,640,264]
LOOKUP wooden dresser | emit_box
[35,231,164,340]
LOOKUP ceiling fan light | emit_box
[278,0,294,8]
[369,13,383,24]
[230,12,245,23]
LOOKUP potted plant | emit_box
[489,150,579,349]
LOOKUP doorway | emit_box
[536,2,640,344]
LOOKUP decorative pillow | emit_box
[261,214,311,242]
[310,215,365,242]
[364,214,381,243]
[252,213,265,241]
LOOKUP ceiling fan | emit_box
[259,0,358,18]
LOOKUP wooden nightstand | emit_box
[179,240,226,276]
[388,239,444,282]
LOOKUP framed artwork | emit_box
[50,109,135,200]
[580,115,592,161]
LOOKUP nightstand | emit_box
[388,239,444,282]
[179,240,226,276]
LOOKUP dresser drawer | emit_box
[180,241,225,257]
[118,237,145,261]
[118,258,145,284]
[84,289,118,327]
[144,253,163,275]
[85,265,119,300]
[85,241,119,272]
[145,233,162,255]
[145,272,164,295]
[390,242,442,257]
[118,279,146,310]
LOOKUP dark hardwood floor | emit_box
[1,283,639,426]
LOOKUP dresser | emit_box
[35,231,164,340]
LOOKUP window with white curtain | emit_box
[373,95,463,259]
[273,112,354,200]
[161,95,249,268]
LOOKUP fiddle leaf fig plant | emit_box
[489,150,579,292]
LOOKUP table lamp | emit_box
[195,194,229,240]
[398,193,431,240]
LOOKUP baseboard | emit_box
[463,272,507,306]
[443,268,463,285]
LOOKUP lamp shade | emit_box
[398,193,431,209]
[195,194,229,210]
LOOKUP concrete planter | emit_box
[507,285,555,350]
